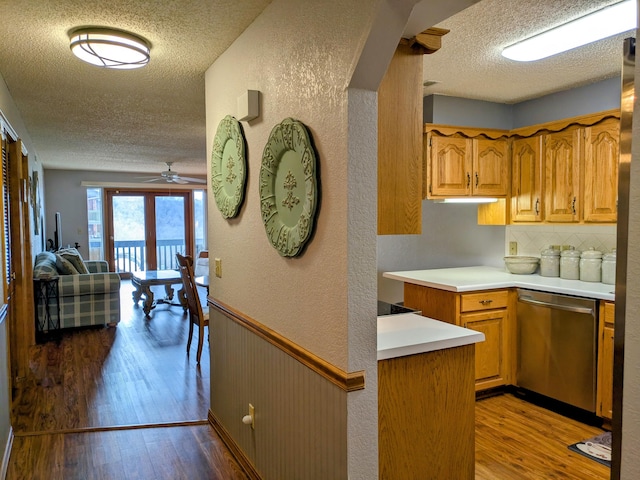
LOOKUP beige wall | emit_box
[204,1,386,477]
[205,0,377,371]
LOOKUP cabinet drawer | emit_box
[460,290,508,313]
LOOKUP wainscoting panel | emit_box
[210,305,348,480]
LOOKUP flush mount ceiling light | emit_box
[502,0,637,62]
[69,27,150,69]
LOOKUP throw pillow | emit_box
[55,254,79,275]
[57,248,89,274]
[33,252,58,279]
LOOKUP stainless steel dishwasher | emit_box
[516,289,597,412]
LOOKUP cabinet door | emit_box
[428,133,473,197]
[597,301,615,420]
[544,128,581,222]
[511,136,543,222]
[461,309,507,391]
[583,119,619,223]
[473,138,509,196]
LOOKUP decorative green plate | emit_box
[211,115,246,218]
[259,118,318,257]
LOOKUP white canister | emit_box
[602,250,617,285]
[560,249,581,280]
[580,248,602,282]
[540,248,560,277]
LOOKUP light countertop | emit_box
[377,312,485,361]
[383,266,615,301]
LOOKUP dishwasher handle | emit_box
[518,295,595,315]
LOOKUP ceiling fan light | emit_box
[502,0,637,62]
[69,28,150,69]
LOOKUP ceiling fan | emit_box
[136,162,206,184]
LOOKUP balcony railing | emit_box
[113,239,205,272]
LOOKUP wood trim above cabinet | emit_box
[424,124,510,139]
[510,109,620,138]
[209,298,365,393]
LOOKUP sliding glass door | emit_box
[105,190,193,276]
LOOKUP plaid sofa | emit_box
[33,251,121,328]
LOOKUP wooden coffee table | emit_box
[131,270,186,316]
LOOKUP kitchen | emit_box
[377,0,630,478]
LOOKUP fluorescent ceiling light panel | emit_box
[502,0,637,62]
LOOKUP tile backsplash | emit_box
[505,225,617,256]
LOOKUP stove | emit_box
[377,301,419,316]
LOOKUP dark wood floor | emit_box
[7,281,247,479]
[7,281,611,479]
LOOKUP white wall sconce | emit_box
[69,27,151,69]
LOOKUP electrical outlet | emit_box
[249,403,255,430]
[509,241,518,255]
[215,258,222,278]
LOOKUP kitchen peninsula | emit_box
[378,311,484,479]
[383,266,615,415]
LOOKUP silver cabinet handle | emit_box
[479,299,493,306]
[475,172,479,188]
[535,198,540,215]
[572,196,577,215]
[466,173,471,188]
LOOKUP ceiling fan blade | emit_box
[177,176,207,184]
[172,177,189,184]
[142,178,162,183]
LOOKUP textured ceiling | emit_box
[419,0,633,103]
[0,0,633,176]
[0,0,271,176]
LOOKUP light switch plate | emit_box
[214,258,222,278]
[509,241,518,255]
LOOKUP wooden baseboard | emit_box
[208,410,261,480]
[1,426,13,480]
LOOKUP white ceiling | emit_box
[0,0,633,176]
[417,0,634,103]
[0,0,271,176]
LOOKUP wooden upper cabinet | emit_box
[583,118,619,223]
[426,132,508,198]
[427,133,473,196]
[511,136,543,222]
[377,43,423,235]
[474,137,509,196]
[544,127,581,222]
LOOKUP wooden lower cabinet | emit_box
[597,301,614,421]
[461,309,506,390]
[379,343,475,479]
[404,284,512,391]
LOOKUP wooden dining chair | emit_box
[176,252,209,364]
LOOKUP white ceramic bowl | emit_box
[504,256,540,275]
